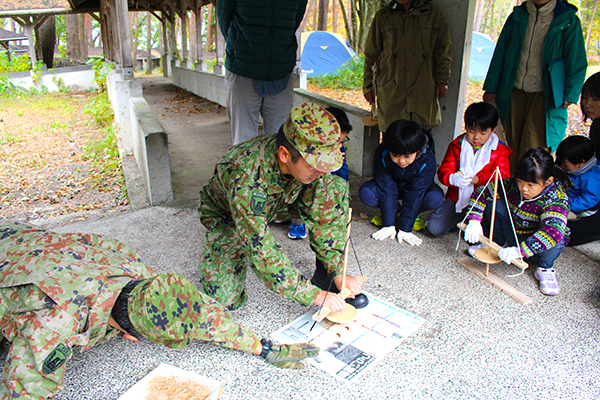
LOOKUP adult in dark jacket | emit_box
[483,0,587,169]
[218,0,308,145]
[359,120,444,246]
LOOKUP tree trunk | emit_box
[318,0,329,31]
[35,15,55,68]
[586,0,600,52]
[474,0,485,32]
[299,0,318,34]
[65,14,81,60]
[79,14,88,59]
[333,0,338,32]
[84,14,92,48]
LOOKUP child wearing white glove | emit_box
[361,120,444,247]
[426,102,512,236]
[463,148,570,296]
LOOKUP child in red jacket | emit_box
[426,102,512,236]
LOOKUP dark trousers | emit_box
[567,211,600,246]
[359,180,444,214]
[483,201,565,270]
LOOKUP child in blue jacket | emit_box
[359,119,443,246]
[556,135,600,245]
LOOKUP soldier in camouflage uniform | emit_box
[0,221,319,399]
[198,103,365,313]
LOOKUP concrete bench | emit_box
[129,97,173,205]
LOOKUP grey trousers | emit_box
[225,70,294,146]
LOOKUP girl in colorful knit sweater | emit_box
[463,148,570,295]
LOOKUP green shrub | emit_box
[87,57,114,92]
[308,53,365,90]
[83,91,113,127]
[0,53,31,73]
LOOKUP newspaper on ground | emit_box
[271,292,425,384]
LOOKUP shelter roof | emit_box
[0,28,28,42]
[0,0,213,16]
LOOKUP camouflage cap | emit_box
[128,273,201,349]
[283,102,343,173]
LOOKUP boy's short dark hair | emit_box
[383,119,428,155]
[326,106,353,133]
[464,102,499,132]
[556,135,595,165]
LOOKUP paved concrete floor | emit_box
[7,78,600,399]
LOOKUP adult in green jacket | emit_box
[218,0,308,145]
[363,0,452,135]
[483,0,587,161]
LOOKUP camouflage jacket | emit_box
[0,221,154,400]
[198,134,350,306]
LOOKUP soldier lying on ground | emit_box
[0,221,318,399]
[198,102,368,313]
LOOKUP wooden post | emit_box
[146,12,152,72]
[195,6,204,68]
[216,17,224,66]
[161,11,170,76]
[115,0,134,79]
[170,14,177,65]
[180,0,188,66]
[205,4,213,56]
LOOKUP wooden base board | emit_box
[457,257,532,305]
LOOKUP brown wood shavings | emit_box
[145,375,213,400]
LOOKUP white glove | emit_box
[372,226,396,241]
[464,220,483,243]
[397,230,423,246]
[498,246,522,265]
[449,172,473,188]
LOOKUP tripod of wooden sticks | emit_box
[456,167,531,305]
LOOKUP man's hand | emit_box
[483,91,497,105]
[397,230,423,246]
[364,90,375,104]
[264,343,320,369]
[372,226,396,240]
[314,290,345,314]
[464,220,483,243]
[333,275,363,298]
[436,83,448,99]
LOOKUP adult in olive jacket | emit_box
[363,0,452,135]
[218,0,308,145]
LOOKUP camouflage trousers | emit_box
[192,288,261,353]
[199,209,298,310]
[0,285,261,399]
[199,218,255,310]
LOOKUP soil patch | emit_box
[0,92,126,221]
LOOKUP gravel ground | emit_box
[17,201,598,400]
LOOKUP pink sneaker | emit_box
[534,268,560,296]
